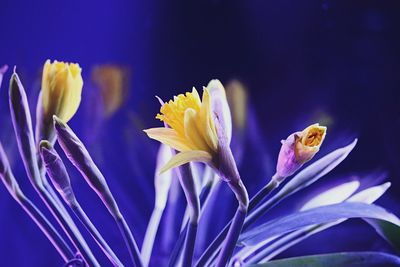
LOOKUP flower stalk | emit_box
[53,116,143,267]
[176,163,200,267]
[145,84,249,267]
[142,144,174,267]
[40,141,123,267]
[167,166,217,267]
[0,142,74,262]
[9,71,99,267]
[196,124,327,266]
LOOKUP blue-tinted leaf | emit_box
[240,202,400,246]
[248,252,400,267]
[273,139,357,200]
[241,182,393,264]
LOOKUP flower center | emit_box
[303,127,325,147]
[156,90,201,138]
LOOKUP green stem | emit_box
[196,179,278,267]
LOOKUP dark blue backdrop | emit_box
[0,0,400,266]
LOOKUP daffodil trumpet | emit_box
[53,116,143,267]
[0,142,74,262]
[40,141,124,267]
[9,71,99,267]
[144,86,249,267]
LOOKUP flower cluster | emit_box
[0,61,398,267]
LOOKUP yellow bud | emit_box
[295,123,327,163]
[41,60,83,123]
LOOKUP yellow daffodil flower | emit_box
[144,87,218,173]
[41,60,83,123]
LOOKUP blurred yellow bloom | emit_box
[41,60,83,123]
[92,65,128,117]
[144,88,218,172]
[226,80,248,130]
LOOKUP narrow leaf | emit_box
[240,202,400,246]
[274,139,357,200]
[249,252,400,267]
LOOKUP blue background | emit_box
[0,0,400,266]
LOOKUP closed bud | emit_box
[276,123,327,179]
[36,60,83,143]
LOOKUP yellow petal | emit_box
[198,88,218,151]
[184,108,210,152]
[62,67,83,122]
[159,150,212,174]
[144,127,192,152]
[191,87,202,106]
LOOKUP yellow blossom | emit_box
[144,88,219,172]
[41,60,83,123]
[295,123,327,163]
[276,123,327,178]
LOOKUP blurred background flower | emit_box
[0,0,400,266]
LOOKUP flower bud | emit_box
[42,60,83,122]
[39,140,76,206]
[53,115,122,219]
[276,123,327,179]
[36,60,83,143]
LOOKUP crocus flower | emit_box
[276,123,327,180]
[36,60,83,143]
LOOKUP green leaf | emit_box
[366,219,400,252]
[248,252,400,267]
